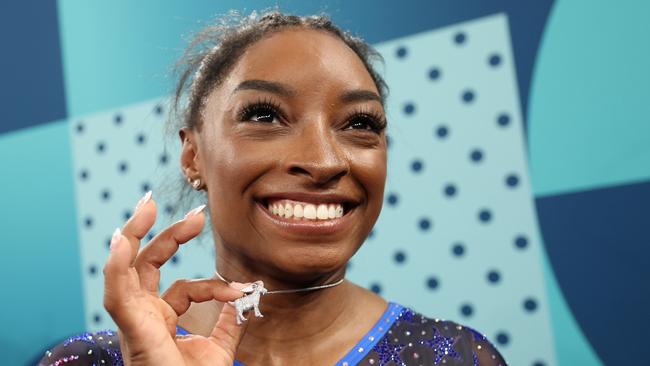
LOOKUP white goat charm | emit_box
[229,280,268,325]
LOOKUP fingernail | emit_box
[229,281,252,291]
[110,227,122,251]
[135,190,152,212]
[184,204,206,219]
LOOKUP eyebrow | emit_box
[233,79,382,104]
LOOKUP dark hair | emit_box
[160,10,388,234]
[167,10,388,135]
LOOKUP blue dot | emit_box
[96,141,106,153]
[154,104,164,115]
[114,114,123,125]
[419,218,431,231]
[506,174,520,187]
[370,283,382,294]
[462,89,475,103]
[164,204,174,215]
[106,237,111,249]
[497,113,511,127]
[460,303,474,317]
[470,149,484,162]
[346,261,352,270]
[147,232,156,241]
[101,189,111,201]
[171,255,180,265]
[411,159,423,172]
[452,243,465,257]
[79,169,89,181]
[89,265,97,275]
[524,297,538,312]
[387,193,399,206]
[444,184,457,197]
[496,331,510,345]
[142,182,151,193]
[368,229,375,239]
[436,125,449,139]
[515,235,529,249]
[118,161,128,173]
[403,102,416,115]
[84,216,93,228]
[136,133,146,145]
[76,122,84,134]
[478,209,492,223]
[123,210,132,220]
[93,313,102,324]
[487,270,501,284]
[159,153,169,165]
[396,46,408,58]
[394,250,406,264]
[532,361,546,366]
[426,276,439,290]
[454,32,467,45]
[386,134,391,148]
[489,53,502,67]
[428,67,441,80]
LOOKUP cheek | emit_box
[351,148,387,209]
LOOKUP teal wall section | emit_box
[0,121,84,365]
[528,1,650,197]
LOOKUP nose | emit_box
[285,122,349,186]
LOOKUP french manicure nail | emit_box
[135,190,152,212]
[184,204,206,219]
[110,227,122,251]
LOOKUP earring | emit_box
[191,178,202,190]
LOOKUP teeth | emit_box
[304,204,317,219]
[267,200,346,221]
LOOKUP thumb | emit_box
[208,302,249,360]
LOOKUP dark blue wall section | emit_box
[0,1,66,134]
[536,179,650,364]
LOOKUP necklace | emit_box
[214,271,345,294]
[215,271,346,325]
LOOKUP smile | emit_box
[267,199,344,221]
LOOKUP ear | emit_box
[179,127,201,181]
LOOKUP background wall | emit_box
[1,1,647,365]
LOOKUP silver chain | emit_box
[214,271,345,294]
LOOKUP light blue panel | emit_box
[528,1,650,197]
[541,246,603,366]
[0,121,84,365]
[347,14,556,365]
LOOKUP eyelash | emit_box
[237,99,387,134]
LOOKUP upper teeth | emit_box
[267,200,344,220]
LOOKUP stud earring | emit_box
[191,178,202,190]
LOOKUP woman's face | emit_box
[185,28,387,281]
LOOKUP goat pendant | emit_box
[228,281,268,325]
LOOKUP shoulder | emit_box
[361,304,507,366]
[38,330,123,366]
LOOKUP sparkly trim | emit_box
[473,351,479,366]
[63,332,95,347]
[466,326,487,342]
[335,302,404,366]
[47,355,79,366]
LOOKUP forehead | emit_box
[222,28,378,94]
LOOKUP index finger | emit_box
[121,190,157,263]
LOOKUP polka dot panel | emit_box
[68,13,555,366]
[69,99,214,333]
[349,14,555,365]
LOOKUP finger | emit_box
[208,302,249,359]
[121,190,157,262]
[103,228,137,321]
[133,204,207,293]
[161,278,245,316]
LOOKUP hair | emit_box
[160,10,388,235]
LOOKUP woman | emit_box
[40,11,506,366]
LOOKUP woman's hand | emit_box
[103,191,247,365]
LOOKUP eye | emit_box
[345,113,386,133]
[238,101,282,124]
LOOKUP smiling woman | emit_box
[39,11,506,366]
